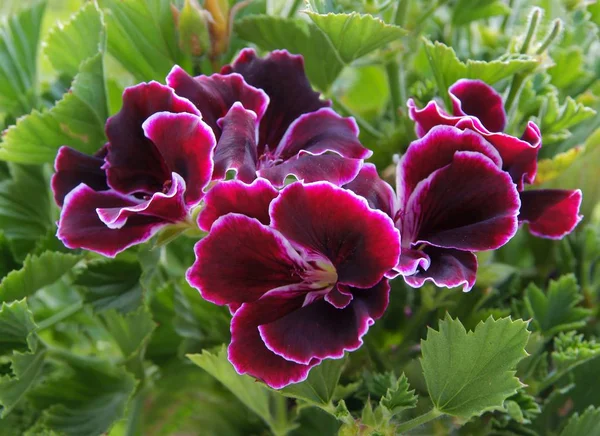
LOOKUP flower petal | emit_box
[396,249,431,275]
[273,108,370,160]
[270,182,400,288]
[397,126,502,205]
[449,79,506,132]
[343,163,397,218]
[403,247,477,291]
[212,102,259,183]
[52,146,108,207]
[198,178,278,231]
[519,189,583,239]
[105,81,200,195]
[403,151,520,251]
[186,214,309,306]
[228,292,319,389]
[258,151,363,187]
[96,172,188,228]
[166,66,269,137]
[259,280,390,365]
[221,49,330,154]
[142,112,216,206]
[57,184,164,257]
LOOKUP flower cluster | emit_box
[53,51,582,388]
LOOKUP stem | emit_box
[535,19,562,55]
[386,61,401,123]
[504,73,526,115]
[500,0,514,33]
[269,394,291,436]
[519,7,541,54]
[396,408,443,433]
[36,300,84,331]
[287,0,304,18]
[330,95,384,139]
[393,0,409,26]
[124,390,145,436]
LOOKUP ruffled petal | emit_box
[57,184,164,257]
[270,182,400,288]
[142,112,216,206]
[396,249,431,276]
[343,163,397,218]
[221,49,330,154]
[403,247,477,291]
[403,151,520,251]
[52,146,108,207]
[258,151,363,187]
[186,214,309,306]
[397,126,502,205]
[166,66,269,137]
[212,102,259,183]
[407,98,457,138]
[449,79,506,132]
[259,280,390,365]
[519,189,583,239]
[96,173,188,228]
[228,292,319,389]
[273,108,370,160]
[105,81,200,195]
[198,178,278,231]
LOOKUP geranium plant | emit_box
[0,0,599,435]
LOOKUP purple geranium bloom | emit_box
[346,124,523,291]
[167,48,371,187]
[408,79,582,239]
[186,180,400,388]
[53,82,216,257]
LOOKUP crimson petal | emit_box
[52,145,108,207]
[449,79,506,132]
[403,247,477,291]
[142,111,216,206]
[519,189,583,239]
[270,182,400,288]
[403,151,520,251]
[222,49,330,154]
[166,66,268,137]
[396,249,431,276]
[105,81,199,195]
[57,184,164,257]
[343,164,397,218]
[186,214,309,306]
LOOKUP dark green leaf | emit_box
[99,306,156,361]
[560,406,600,436]
[379,373,418,416]
[0,299,37,355]
[552,331,600,373]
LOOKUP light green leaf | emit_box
[0,52,107,164]
[43,2,105,78]
[235,15,342,91]
[452,0,510,26]
[0,299,37,355]
[31,353,136,436]
[0,251,81,303]
[548,48,591,91]
[74,259,143,313]
[524,275,591,336]
[379,373,418,416]
[552,332,600,373]
[279,357,347,406]
[560,406,600,436]
[99,0,184,82]
[421,315,529,419]
[99,307,156,361]
[0,0,46,117]
[306,12,404,64]
[539,93,596,142]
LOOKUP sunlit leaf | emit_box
[452,0,510,26]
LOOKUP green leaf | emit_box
[0,52,107,164]
[43,2,105,78]
[539,93,596,142]
[0,0,46,117]
[452,0,510,26]
[31,353,136,436]
[552,332,600,373]
[0,299,37,355]
[306,12,404,64]
[560,406,600,436]
[0,251,81,303]
[234,16,343,91]
[279,357,347,406]
[0,164,53,259]
[99,0,184,82]
[379,373,418,416]
[73,259,143,313]
[99,307,156,361]
[524,275,591,336]
[421,315,529,419]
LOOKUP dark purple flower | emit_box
[54,82,216,257]
[168,49,371,187]
[346,125,522,291]
[186,180,400,388]
[408,79,582,239]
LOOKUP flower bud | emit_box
[205,0,230,57]
[176,0,212,57]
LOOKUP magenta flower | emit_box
[53,82,216,257]
[408,79,582,239]
[186,180,400,388]
[167,48,371,187]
